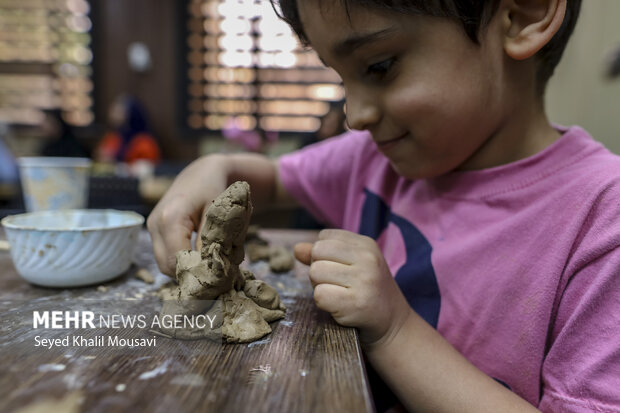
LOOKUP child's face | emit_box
[298,1,512,178]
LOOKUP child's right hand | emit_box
[147,152,286,276]
[147,155,228,276]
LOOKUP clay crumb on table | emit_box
[135,268,155,284]
[245,229,295,273]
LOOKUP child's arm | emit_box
[295,229,541,413]
[147,153,295,275]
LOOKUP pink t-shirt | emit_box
[279,126,620,412]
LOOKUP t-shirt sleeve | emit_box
[278,130,371,228]
[539,186,620,412]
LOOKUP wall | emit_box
[91,0,197,161]
[546,1,620,154]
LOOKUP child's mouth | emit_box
[377,133,408,151]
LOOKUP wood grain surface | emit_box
[0,229,374,413]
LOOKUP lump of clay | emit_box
[268,246,295,273]
[243,279,282,310]
[245,230,295,273]
[246,243,271,262]
[158,181,285,343]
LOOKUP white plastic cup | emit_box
[18,157,92,212]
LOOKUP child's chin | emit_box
[390,162,421,180]
[390,160,442,180]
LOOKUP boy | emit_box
[149,0,620,411]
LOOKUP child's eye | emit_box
[365,57,396,79]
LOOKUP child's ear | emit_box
[502,0,567,60]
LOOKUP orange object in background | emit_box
[98,131,160,164]
[95,95,161,164]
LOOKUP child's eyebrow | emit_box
[332,26,398,57]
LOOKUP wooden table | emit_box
[0,229,374,413]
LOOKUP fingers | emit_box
[296,229,371,270]
[194,205,209,252]
[294,242,313,265]
[311,238,359,265]
[318,228,373,246]
[295,238,358,266]
[151,236,185,276]
[147,208,196,276]
[150,226,192,276]
[313,283,352,322]
[146,155,229,276]
[309,260,351,288]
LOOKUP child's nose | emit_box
[344,96,381,131]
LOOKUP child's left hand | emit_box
[294,229,412,347]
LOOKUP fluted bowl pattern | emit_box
[1,209,144,287]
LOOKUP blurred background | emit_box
[0,0,619,222]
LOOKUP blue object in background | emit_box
[0,138,18,183]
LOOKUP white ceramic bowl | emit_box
[1,209,144,287]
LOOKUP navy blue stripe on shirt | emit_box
[359,188,441,327]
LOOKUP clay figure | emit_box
[158,181,286,343]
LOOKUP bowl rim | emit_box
[0,209,144,232]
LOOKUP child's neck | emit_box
[457,102,560,171]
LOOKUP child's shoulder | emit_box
[558,127,620,258]
[555,126,620,188]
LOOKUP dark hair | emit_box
[271,0,582,94]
